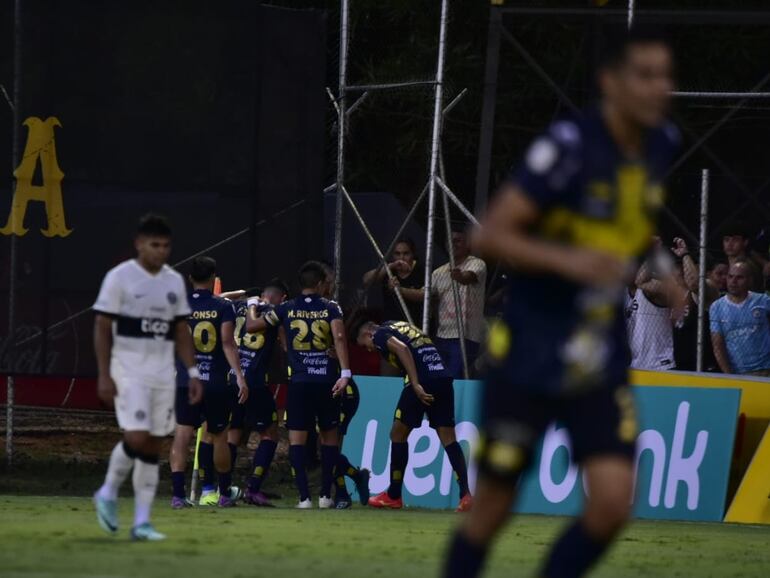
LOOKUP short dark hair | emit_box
[393,237,417,256]
[298,261,327,290]
[190,256,216,283]
[722,220,751,240]
[347,310,377,343]
[263,277,289,296]
[600,26,670,70]
[137,213,172,238]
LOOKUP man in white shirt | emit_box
[431,229,487,378]
[92,214,202,541]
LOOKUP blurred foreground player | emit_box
[93,214,202,541]
[169,256,248,508]
[247,261,352,509]
[444,29,679,577]
[354,319,471,512]
[228,279,288,507]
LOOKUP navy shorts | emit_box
[229,382,277,433]
[338,379,360,436]
[175,381,231,434]
[286,381,339,432]
[477,380,637,484]
[395,378,455,429]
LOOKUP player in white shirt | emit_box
[92,214,202,541]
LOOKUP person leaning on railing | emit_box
[709,260,770,377]
[362,237,424,325]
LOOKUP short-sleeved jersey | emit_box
[93,259,190,388]
[372,321,451,384]
[265,293,341,384]
[710,292,770,373]
[233,300,279,387]
[490,108,680,394]
[186,289,236,385]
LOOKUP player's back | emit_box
[267,293,341,383]
[493,108,679,393]
[233,300,278,387]
[187,289,235,384]
[375,321,451,384]
[93,259,189,387]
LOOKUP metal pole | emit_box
[333,0,350,301]
[439,154,469,379]
[628,0,635,30]
[6,0,23,467]
[474,7,502,216]
[422,0,450,333]
[696,169,709,373]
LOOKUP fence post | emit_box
[332,0,350,301]
[697,168,710,373]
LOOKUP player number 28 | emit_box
[290,319,331,351]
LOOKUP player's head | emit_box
[261,278,289,305]
[319,260,336,299]
[727,260,752,298]
[722,221,751,258]
[450,225,470,261]
[298,260,328,294]
[135,213,172,272]
[353,318,378,351]
[189,255,217,290]
[392,238,417,266]
[598,26,673,128]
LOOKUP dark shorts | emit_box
[476,381,637,484]
[338,380,360,436]
[175,381,232,434]
[229,382,277,433]
[286,381,339,432]
[395,378,455,429]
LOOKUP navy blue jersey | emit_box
[265,293,341,384]
[372,321,451,384]
[490,108,680,394]
[233,300,278,387]
[186,289,236,385]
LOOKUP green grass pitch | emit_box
[1,495,769,578]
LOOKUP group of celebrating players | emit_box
[91,27,677,578]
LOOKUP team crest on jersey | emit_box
[167,292,178,305]
[135,410,146,421]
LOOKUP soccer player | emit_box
[169,256,248,508]
[247,261,350,509]
[227,279,289,507]
[319,262,370,509]
[443,28,679,577]
[93,214,202,541]
[354,319,472,512]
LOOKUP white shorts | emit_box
[114,381,175,437]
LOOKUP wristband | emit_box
[247,297,261,308]
[340,369,352,379]
[187,367,201,380]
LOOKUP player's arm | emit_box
[710,332,731,374]
[94,314,116,406]
[245,298,271,333]
[221,320,248,404]
[174,320,203,404]
[385,337,434,406]
[471,183,625,287]
[220,289,246,300]
[330,318,352,397]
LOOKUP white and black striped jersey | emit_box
[93,259,190,388]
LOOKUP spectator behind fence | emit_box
[722,221,764,293]
[362,238,423,324]
[430,228,486,378]
[710,261,770,376]
[625,240,675,370]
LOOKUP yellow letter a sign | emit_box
[1,116,72,237]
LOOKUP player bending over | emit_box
[170,256,248,508]
[247,261,351,508]
[354,319,472,512]
[444,28,678,577]
[227,279,288,507]
[319,263,370,509]
[93,214,202,541]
